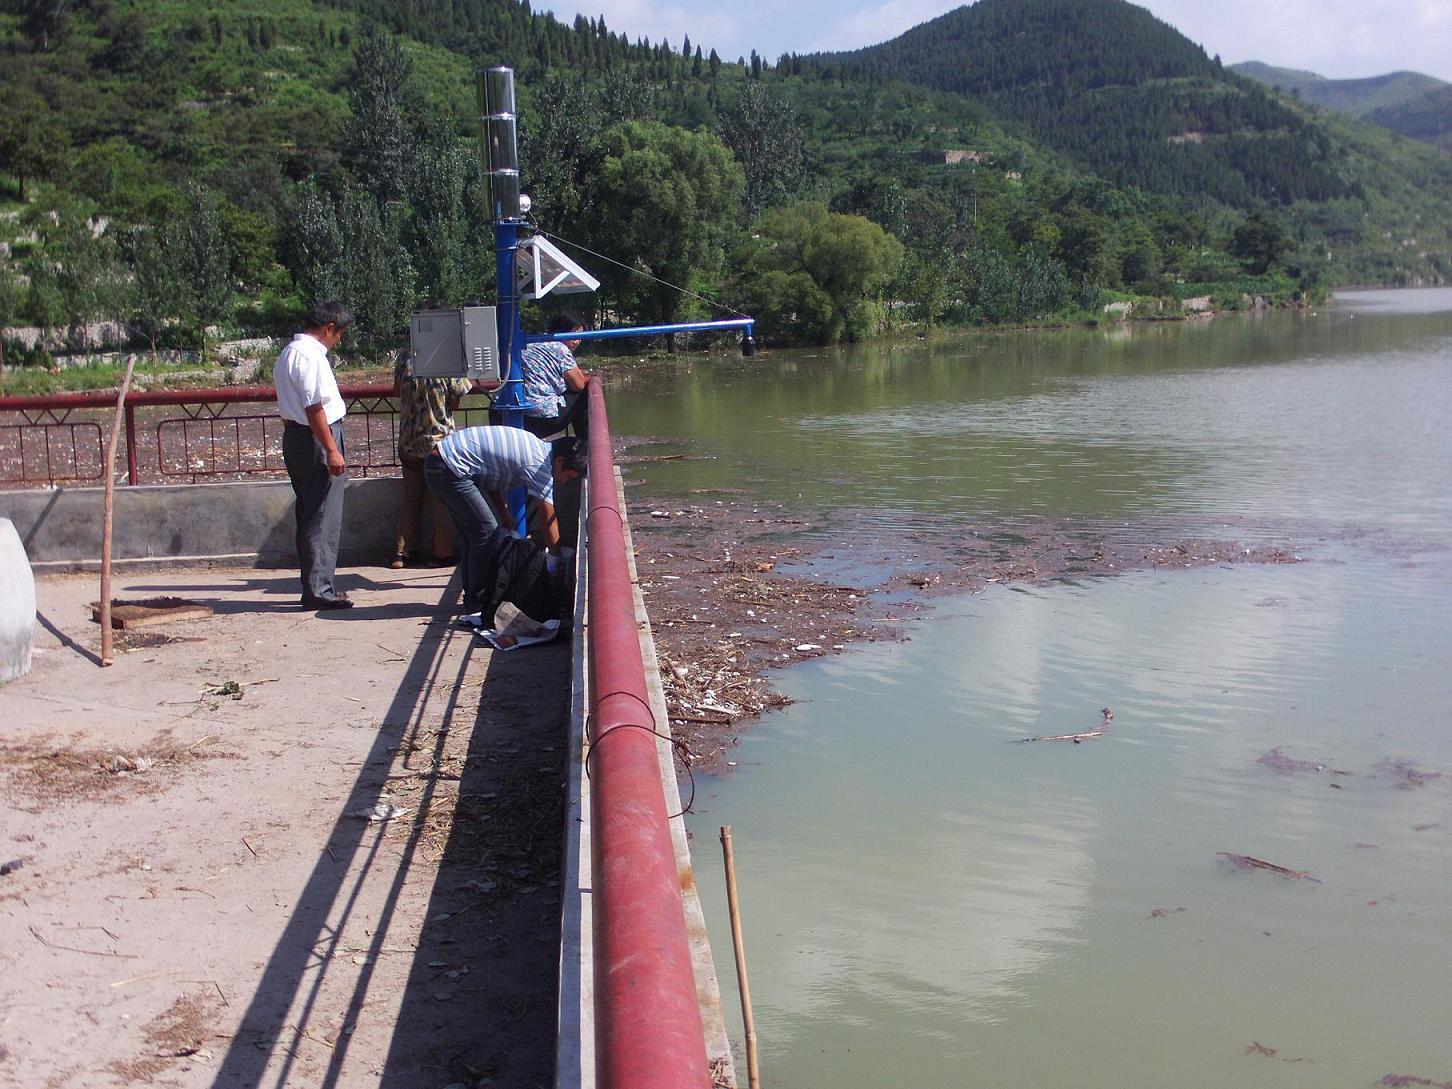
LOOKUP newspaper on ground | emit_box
[457,602,561,651]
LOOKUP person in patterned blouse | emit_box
[518,312,590,438]
[390,351,476,569]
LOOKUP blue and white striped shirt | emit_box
[436,425,554,503]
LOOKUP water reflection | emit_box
[756,796,1098,1026]
[1336,286,1452,314]
[694,564,1452,1089]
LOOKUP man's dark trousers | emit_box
[422,451,499,604]
[283,420,346,601]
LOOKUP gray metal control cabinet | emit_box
[407,306,500,381]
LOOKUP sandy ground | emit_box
[1,564,571,1089]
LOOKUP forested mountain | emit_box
[798,0,1358,206]
[1,0,1450,369]
[1232,62,1452,151]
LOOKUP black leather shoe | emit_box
[300,594,354,610]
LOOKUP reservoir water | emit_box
[607,289,1452,1088]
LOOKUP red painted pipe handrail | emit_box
[585,379,711,1089]
[2,381,500,486]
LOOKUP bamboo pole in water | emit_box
[720,825,760,1089]
[99,357,136,667]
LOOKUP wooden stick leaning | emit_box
[720,826,760,1089]
[99,356,137,667]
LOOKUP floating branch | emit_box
[1218,852,1321,882]
[1017,707,1113,744]
[1375,759,1444,790]
[1245,1041,1310,1063]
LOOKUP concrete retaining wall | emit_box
[0,477,406,572]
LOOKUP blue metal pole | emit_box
[493,219,529,536]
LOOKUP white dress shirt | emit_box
[274,333,345,426]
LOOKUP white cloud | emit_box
[1144,0,1452,81]
[807,0,963,53]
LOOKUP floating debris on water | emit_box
[1017,707,1113,744]
[1245,1041,1311,1064]
[1375,759,1444,789]
[1258,747,1327,775]
[1218,852,1321,882]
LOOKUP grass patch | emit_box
[1,359,185,396]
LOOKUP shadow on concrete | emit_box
[309,602,462,623]
[207,576,570,1089]
[19,488,62,552]
[119,575,301,599]
[116,571,414,615]
[375,640,570,1089]
[34,608,102,667]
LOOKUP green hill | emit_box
[1364,85,1452,151]
[798,0,1359,206]
[786,0,1452,282]
[1231,63,1445,116]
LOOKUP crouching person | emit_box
[422,425,587,613]
[469,526,568,631]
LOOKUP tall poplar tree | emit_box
[167,184,234,351]
[717,83,806,216]
[343,24,420,204]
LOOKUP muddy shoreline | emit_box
[617,455,1318,774]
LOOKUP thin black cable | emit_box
[585,716,697,819]
[591,688,656,727]
[529,224,750,320]
[586,503,626,530]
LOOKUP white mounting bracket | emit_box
[517,235,600,299]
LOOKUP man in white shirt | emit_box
[274,301,354,609]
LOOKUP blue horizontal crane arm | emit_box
[524,318,755,344]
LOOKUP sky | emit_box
[541,0,1452,85]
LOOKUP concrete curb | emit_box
[0,477,409,571]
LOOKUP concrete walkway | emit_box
[1,563,572,1089]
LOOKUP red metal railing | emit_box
[0,384,496,487]
[585,379,711,1089]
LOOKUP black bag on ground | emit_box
[467,527,568,628]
